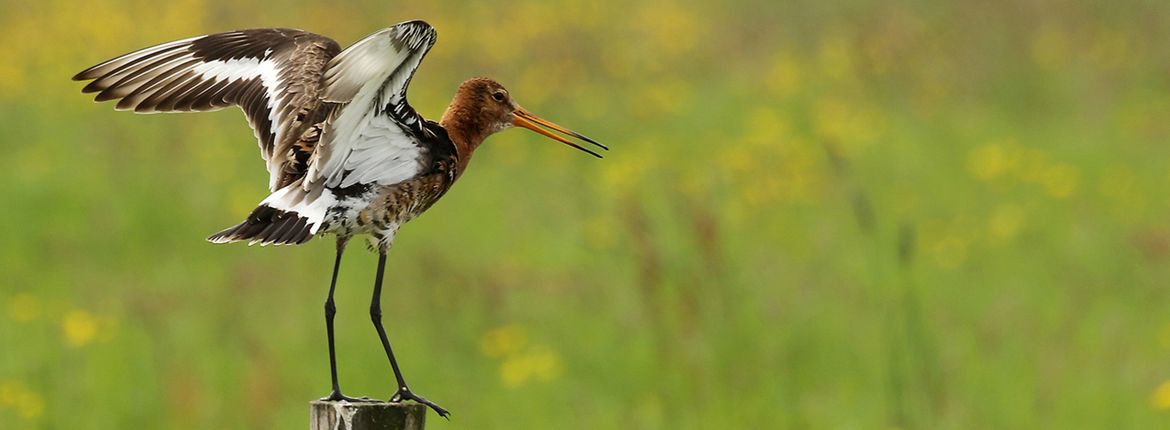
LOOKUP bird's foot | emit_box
[320,391,373,403]
[391,387,450,419]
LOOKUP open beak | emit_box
[512,110,608,158]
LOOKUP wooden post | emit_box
[310,401,427,430]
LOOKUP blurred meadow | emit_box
[3,0,1170,428]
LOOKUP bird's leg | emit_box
[370,250,450,418]
[320,237,369,403]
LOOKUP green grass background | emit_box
[3,0,1170,428]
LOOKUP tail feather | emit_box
[208,183,335,246]
[207,205,315,245]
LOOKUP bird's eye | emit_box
[491,91,506,102]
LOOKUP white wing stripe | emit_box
[255,59,281,140]
[186,55,284,139]
[190,57,264,81]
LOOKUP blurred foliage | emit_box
[3,0,1170,428]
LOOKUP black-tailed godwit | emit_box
[73,20,606,418]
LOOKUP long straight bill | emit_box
[512,110,607,158]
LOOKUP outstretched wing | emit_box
[305,20,439,191]
[74,29,342,191]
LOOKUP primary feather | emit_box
[74,28,342,191]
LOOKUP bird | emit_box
[72,20,606,418]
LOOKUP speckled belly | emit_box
[320,173,450,250]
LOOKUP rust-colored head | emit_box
[439,77,606,159]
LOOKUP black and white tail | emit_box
[208,184,335,246]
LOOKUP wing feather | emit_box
[75,29,342,191]
[306,20,438,191]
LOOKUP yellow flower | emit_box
[0,381,44,420]
[62,309,99,348]
[525,346,564,383]
[967,141,1017,182]
[498,354,530,388]
[497,346,564,388]
[16,391,44,420]
[480,325,527,358]
[1152,380,1170,410]
[0,381,18,406]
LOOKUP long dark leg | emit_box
[321,237,367,402]
[370,249,450,418]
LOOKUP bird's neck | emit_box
[439,104,489,172]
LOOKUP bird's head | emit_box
[441,77,606,157]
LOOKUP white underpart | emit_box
[260,184,337,235]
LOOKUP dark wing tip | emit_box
[399,19,432,28]
[396,19,435,35]
[73,65,106,83]
[391,20,437,48]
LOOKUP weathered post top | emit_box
[310,401,427,430]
